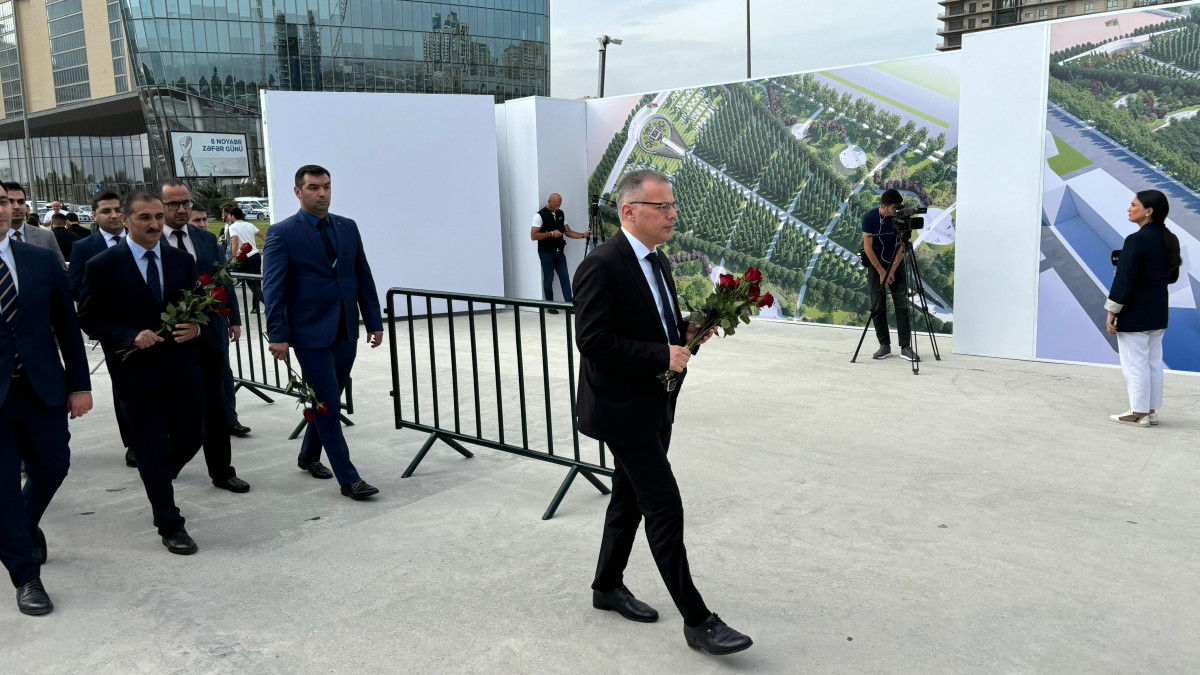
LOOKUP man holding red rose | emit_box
[160,180,250,494]
[573,169,753,656]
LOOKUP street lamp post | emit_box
[746,0,752,79]
[596,35,623,98]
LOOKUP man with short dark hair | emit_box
[48,212,79,261]
[3,184,64,268]
[159,179,249,493]
[573,169,752,656]
[78,190,206,555]
[0,186,92,615]
[861,188,916,361]
[263,164,384,500]
[65,212,89,240]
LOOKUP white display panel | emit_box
[954,24,1052,361]
[170,131,249,178]
[260,91,505,315]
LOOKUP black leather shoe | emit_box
[213,476,250,493]
[125,448,137,467]
[30,527,46,565]
[162,530,198,555]
[684,614,753,655]
[297,456,334,479]
[229,423,251,437]
[340,480,379,500]
[593,586,659,623]
[16,579,53,616]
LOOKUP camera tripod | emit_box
[850,233,942,374]
[585,203,606,256]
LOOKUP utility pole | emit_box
[596,35,623,98]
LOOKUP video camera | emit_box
[589,193,615,218]
[893,204,927,233]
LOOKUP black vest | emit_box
[537,207,566,253]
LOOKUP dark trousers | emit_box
[240,253,264,309]
[0,376,70,587]
[593,413,710,626]
[174,348,236,482]
[112,378,133,448]
[294,339,359,484]
[121,386,204,537]
[539,251,572,302]
[221,356,239,425]
[866,258,910,348]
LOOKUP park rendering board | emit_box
[586,54,961,333]
[1039,4,1200,372]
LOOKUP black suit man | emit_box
[160,180,249,493]
[69,191,137,467]
[573,170,752,655]
[78,191,205,555]
[263,164,384,500]
[0,189,92,616]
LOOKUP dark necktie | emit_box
[11,229,21,242]
[316,218,337,265]
[0,256,20,371]
[143,250,162,305]
[645,252,680,346]
[172,230,187,252]
[112,235,123,248]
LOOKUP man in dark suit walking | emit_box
[69,190,137,468]
[573,170,752,655]
[160,180,250,493]
[0,188,92,615]
[262,164,383,500]
[78,191,205,555]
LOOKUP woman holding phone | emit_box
[1105,189,1183,427]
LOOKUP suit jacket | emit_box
[261,210,383,349]
[77,239,203,400]
[69,231,120,301]
[1107,221,1180,333]
[10,224,66,268]
[573,232,691,446]
[182,224,241,352]
[0,242,90,408]
[51,227,80,261]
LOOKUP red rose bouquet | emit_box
[285,365,328,422]
[117,243,253,360]
[657,266,774,390]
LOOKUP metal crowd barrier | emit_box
[229,271,354,439]
[385,288,612,520]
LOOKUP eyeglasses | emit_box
[163,199,192,210]
[630,201,678,214]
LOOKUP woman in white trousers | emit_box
[1105,190,1182,427]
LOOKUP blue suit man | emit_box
[262,164,384,500]
[0,194,93,615]
[69,191,136,467]
[159,180,250,494]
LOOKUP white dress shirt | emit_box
[163,225,196,258]
[126,237,164,292]
[102,230,125,248]
[620,227,676,342]
[8,223,27,243]
[42,209,67,225]
[0,234,18,292]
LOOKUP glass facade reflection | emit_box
[0,133,153,200]
[0,1,23,118]
[124,0,550,187]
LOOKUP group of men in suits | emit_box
[0,165,386,617]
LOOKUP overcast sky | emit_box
[550,0,944,99]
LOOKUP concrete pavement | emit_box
[2,318,1198,674]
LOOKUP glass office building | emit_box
[0,0,548,204]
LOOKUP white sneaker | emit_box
[1118,410,1159,426]
[1109,413,1151,428]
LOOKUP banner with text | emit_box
[170,131,250,178]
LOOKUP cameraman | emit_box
[861,189,918,362]
[531,193,590,313]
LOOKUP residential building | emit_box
[938,0,1190,50]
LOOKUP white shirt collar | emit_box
[621,226,656,262]
[128,236,161,259]
[165,224,188,238]
[0,232,11,255]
